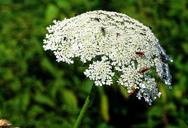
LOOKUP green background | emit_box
[0,0,188,128]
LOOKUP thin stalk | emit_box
[73,85,96,128]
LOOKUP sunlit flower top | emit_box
[43,10,172,105]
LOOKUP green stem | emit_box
[73,85,96,128]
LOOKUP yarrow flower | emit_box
[43,10,172,105]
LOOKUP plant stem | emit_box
[73,85,96,128]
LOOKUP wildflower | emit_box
[43,10,172,105]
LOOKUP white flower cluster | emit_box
[43,10,172,105]
[84,56,114,86]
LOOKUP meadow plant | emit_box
[43,10,172,127]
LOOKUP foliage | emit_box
[0,0,188,127]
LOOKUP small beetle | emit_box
[139,67,150,73]
[135,51,145,56]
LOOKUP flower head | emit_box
[84,56,114,86]
[43,10,172,105]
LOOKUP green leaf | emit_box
[148,106,163,117]
[119,86,129,99]
[45,4,59,22]
[56,0,71,11]
[97,122,113,128]
[62,89,78,113]
[35,92,54,107]
[28,105,44,118]
[182,43,188,54]
[100,93,110,121]
[80,80,93,93]
[20,91,30,111]
[41,58,59,77]
[178,119,188,128]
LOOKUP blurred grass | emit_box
[0,0,188,128]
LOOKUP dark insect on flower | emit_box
[0,119,12,127]
[94,17,100,22]
[135,51,145,56]
[101,27,106,36]
[116,33,120,37]
[63,37,67,41]
[140,32,146,35]
[138,67,150,73]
